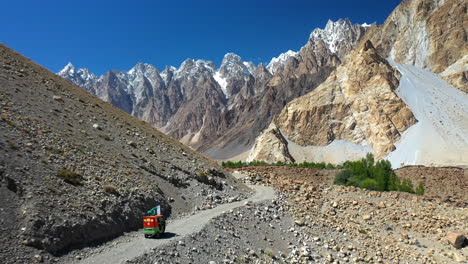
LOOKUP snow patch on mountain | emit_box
[266,50,297,74]
[59,62,75,75]
[213,71,228,98]
[386,60,468,167]
[243,61,256,74]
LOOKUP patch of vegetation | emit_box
[45,146,63,154]
[222,160,339,169]
[358,229,368,234]
[1,113,17,127]
[103,185,119,195]
[98,134,112,141]
[415,182,425,196]
[47,185,58,194]
[334,153,424,195]
[264,248,275,259]
[56,169,83,186]
[6,140,18,150]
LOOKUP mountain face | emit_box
[59,20,369,159]
[363,0,467,92]
[0,43,247,262]
[248,0,468,167]
[249,41,417,163]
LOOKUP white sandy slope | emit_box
[285,138,372,164]
[386,61,468,167]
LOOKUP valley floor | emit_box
[40,166,468,264]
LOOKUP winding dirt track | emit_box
[76,183,275,264]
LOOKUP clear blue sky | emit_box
[1,0,401,75]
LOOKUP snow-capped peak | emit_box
[128,62,159,75]
[219,52,251,77]
[57,62,98,88]
[174,58,216,79]
[59,62,75,75]
[77,68,97,81]
[309,18,364,54]
[266,50,297,75]
[361,22,373,28]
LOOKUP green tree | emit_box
[415,182,425,195]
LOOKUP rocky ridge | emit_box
[0,43,248,263]
[249,40,417,162]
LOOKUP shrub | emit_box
[103,185,119,195]
[56,169,83,186]
[334,169,353,185]
[6,140,18,150]
[98,134,112,141]
[360,178,379,190]
[221,160,338,169]
[399,178,415,194]
[265,248,275,258]
[415,182,425,195]
[334,153,423,195]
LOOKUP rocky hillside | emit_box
[59,20,370,159]
[248,41,417,163]
[0,43,248,263]
[363,0,467,92]
[231,166,468,264]
[129,165,468,264]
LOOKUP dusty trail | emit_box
[76,182,275,264]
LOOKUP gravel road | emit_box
[76,182,275,264]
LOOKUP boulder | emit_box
[447,232,466,249]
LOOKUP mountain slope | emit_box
[248,41,417,163]
[0,43,247,263]
[364,0,467,92]
[248,0,467,167]
[386,61,468,166]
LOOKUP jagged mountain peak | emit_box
[221,52,243,64]
[58,62,98,88]
[308,18,369,59]
[266,50,297,74]
[324,18,352,30]
[219,52,250,77]
[59,62,75,75]
[128,62,160,75]
[175,58,216,79]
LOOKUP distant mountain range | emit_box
[59,18,369,158]
[59,0,468,167]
